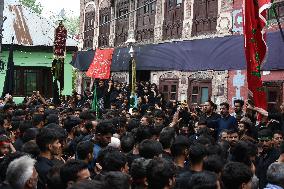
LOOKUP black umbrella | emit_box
[2,37,14,97]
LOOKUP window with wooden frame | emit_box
[84,5,95,49]
[99,7,111,47]
[159,79,179,101]
[135,0,156,42]
[14,66,53,97]
[114,0,129,46]
[188,79,212,106]
[192,0,218,36]
[163,0,184,40]
[264,81,283,112]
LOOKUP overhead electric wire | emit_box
[80,0,157,35]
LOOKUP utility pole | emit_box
[0,0,4,53]
[0,0,4,55]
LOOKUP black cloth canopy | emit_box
[70,50,95,71]
[70,31,284,72]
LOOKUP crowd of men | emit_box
[0,80,283,189]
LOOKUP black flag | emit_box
[2,37,14,97]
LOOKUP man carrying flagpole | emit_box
[242,0,272,113]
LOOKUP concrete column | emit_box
[216,0,234,35]
[128,0,136,40]
[154,0,164,42]
[182,0,194,38]
[92,0,100,49]
[109,6,115,47]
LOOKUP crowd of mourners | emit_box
[0,79,283,189]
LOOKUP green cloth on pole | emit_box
[92,84,99,118]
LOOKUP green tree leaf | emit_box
[19,0,43,14]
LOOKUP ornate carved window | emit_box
[98,0,111,47]
[114,0,129,46]
[84,4,95,49]
[162,0,184,40]
[192,0,218,36]
[135,0,156,42]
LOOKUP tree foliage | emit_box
[19,0,43,14]
[64,16,80,36]
[50,13,80,37]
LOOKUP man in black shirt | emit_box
[35,128,61,189]
[175,144,207,189]
[256,129,280,189]
[200,100,221,127]
[199,100,221,139]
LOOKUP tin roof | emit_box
[2,0,77,47]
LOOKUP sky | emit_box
[36,0,80,18]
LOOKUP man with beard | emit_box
[200,100,221,133]
[35,128,62,189]
[215,102,238,137]
[96,80,107,111]
[232,99,245,120]
[227,129,239,148]
[93,121,114,161]
[256,129,280,189]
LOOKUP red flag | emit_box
[243,0,271,110]
[86,48,114,79]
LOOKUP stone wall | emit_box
[111,71,129,83]
[151,70,228,103]
[79,0,236,48]
[77,0,237,102]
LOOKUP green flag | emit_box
[92,85,98,118]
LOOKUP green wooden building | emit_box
[1,0,78,103]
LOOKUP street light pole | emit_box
[129,46,135,94]
[126,35,136,109]
[0,0,5,54]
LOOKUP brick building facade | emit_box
[76,0,284,111]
